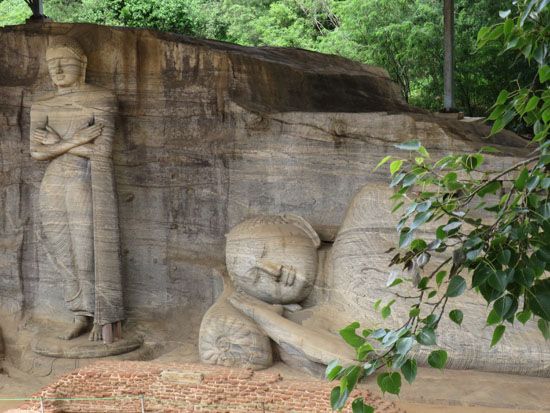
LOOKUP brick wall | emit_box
[19,361,405,412]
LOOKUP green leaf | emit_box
[339,322,366,349]
[394,140,421,151]
[343,366,362,392]
[423,314,438,328]
[491,325,506,347]
[477,181,502,197]
[370,329,387,340]
[392,201,405,213]
[411,211,433,230]
[377,372,402,395]
[330,385,348,410]
[488,270,511,293]
[443,221,462,232]
[449,309,463,326]
[390,159,404,175]
[446,276,467,298]
[352,398,374,413]
[503,18,513,36]
[381,305,392,319]
[520,0,538,27]
[538,319,550,340]
[375,155,392,171]
[396,336,415,355]
[401,359,417,384]
[497,249,511,265]
[495,89,509,105]
[427,350,448,369]
[494,295,513,319]
[480,146,500,154]
[409,306,420,318]
[325,360,343,381]
[516,310,532,325]
[436,271,447,287]
[524,96,540,113]
[356,342,375,361]
[487,309,501,326]
[416,328,436,346]
[410,239,428,252]
[472,262,494,288]
[526,175,540,192]
[399,228,414,248]
[462,154,484,171]
[514,169,529,190]
[539,65,550,83]
[526,279,550,320]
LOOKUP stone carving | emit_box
[201,189,550,377]
[198,270,273,370]
[30,37,124,343]
[200,214,354,373]
[226,215,320,304]
[1,24,547,388]
[325,182,550,377]
[200,214,322,370]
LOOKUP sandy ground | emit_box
[398,404,544,413]
[1,356,549,413]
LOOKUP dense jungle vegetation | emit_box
[0,0,536,117]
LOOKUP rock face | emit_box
[0,23,536,376]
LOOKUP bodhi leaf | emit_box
[494,295,513,319]
[351,398,374,413]
[377,372,402,395]
[416,328,436,346]
[401,359,417,384]
[339,322,366,349]
[449,309,464,326]
[446,276,467,297]
[390,159,404,175]
[491,325,506,347]
[526,279,550,320]
[428,350,448,369]
[516,310,532,325]
[325,360,343,381]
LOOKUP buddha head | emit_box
[45,37,87,89]
[226,214,320,304]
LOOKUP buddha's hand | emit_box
[73,123,103,145]
[280,264,296,286]
[32,126,61,145]
[256,259,296,286]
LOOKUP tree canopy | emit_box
[0,0,536,117]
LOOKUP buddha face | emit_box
[46,47,85,88]
[226,216,320,304]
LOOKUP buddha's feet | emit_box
[58,316,91,340]
[88,323,103,341]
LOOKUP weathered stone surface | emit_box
[198,270,273,370]
[0,22,538,379]
[31,334,142,358]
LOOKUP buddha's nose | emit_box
[55,61,62,74]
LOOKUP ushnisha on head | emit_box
[226,214,321,305]
[45,36,87,89]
